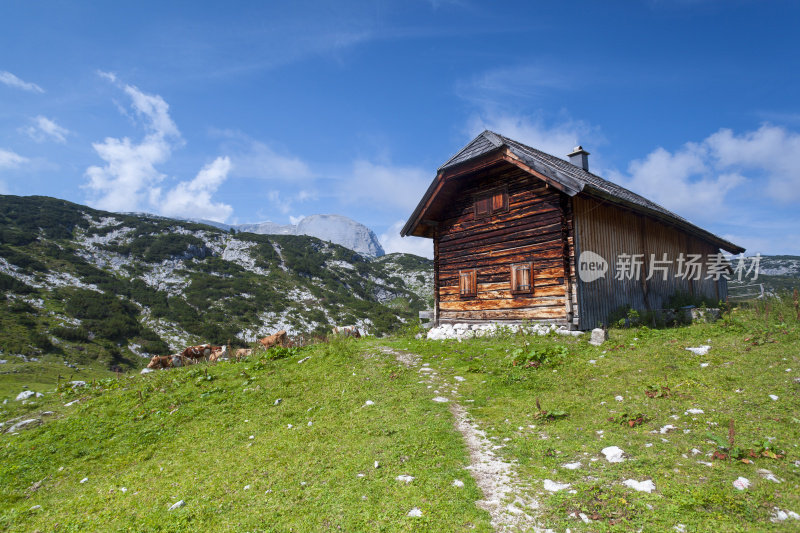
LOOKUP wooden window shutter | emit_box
[474,196,491,217]
[492,189,508,212]
[459,269,477,298]
[510,263,532,294]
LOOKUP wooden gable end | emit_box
[434,161,572,322]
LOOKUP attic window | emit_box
[510,263,533,294]
[459,269,477,298]
[474,188,508,218]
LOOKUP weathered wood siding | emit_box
[573,196,727,329]
[436,164,570,323]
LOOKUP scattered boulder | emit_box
[15,391,41,401]
[733,477,750,490]
[601,446,626,463]
[396,475,415,483]
[168,500,185,511]
[623,479,656,493]
[771,508,800,523]
[7,418,42,432]
[407,508,422,517]
[140,368,154,375]
[543,479,571,492]
[589,328,608,346]
[452,479,464,488]
[686,345,711,356]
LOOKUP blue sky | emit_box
[1,1,799,258]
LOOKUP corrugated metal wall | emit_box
[574,196,726,329]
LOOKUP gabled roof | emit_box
[402,130,745,254]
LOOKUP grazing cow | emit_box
[181,344,219,361]
[208,346,228,363]
[147,355,173,369]
[235,348,252,359]
[332,326,361,338]
[259,330,289,350]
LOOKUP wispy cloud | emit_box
[340,160,431,212]
[611,123,800,220]
[0,71,44,93]
[456,65,569,107]
[84,74,233,220]
[159,157,233,222]
[0,148,29,168]
[379,220,433,258]
[214,130,313,182]
[23,116,70,143]
[467,111,602,161]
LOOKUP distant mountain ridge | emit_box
[0,195,432,371]
[197,214,385,257]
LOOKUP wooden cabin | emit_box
[401,131,745,330]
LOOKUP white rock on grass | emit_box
[80,477,88,484]
[733,477,751,490]
[15,391,40,401]
[432,396,449,403]
[685,409,704,415]
[757,469,782,483]
[30,505,42,511]
[623,479,656,493]
[363,400,375,406]
[140,368,154,375]
[543,479,571,492]
[601,446,626,463]
[396,475,414,483]
[686,345,711,355]
[168,500,185,511]
[407,507,423,517]
[562,462,582,470]
[452,479,464,488]
[771,508,800,523]
[769,394,779,401]
[7,419,41,432]
[660,425,677,434]
[454,376,465,382]
[614,395,624,402]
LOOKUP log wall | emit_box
[573,196,727,329]
[436,164,570,324]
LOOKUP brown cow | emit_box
[259,330,289,350]
[181,344,221,361]
[235,348,252,359]
[332,326,361,338]
[147,355,173,369]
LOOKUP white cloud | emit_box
[466,112,601,162]
[159,157,233,222]
[705,124,800,203]
[611,123,800,220]
[23,116,70,143]
[610,143,744,218]
[0,71,44,93]
[342,160,431,212]
[85,75,233,221]
[379,221,433,258]
[0,148,28,168]
[213,131,313,182]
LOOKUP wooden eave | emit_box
[401,147,575,238]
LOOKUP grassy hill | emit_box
[0,195,433,377]
[1,299,798,531]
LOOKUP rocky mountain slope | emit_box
[0,195,432,370]
[202,214,385,257]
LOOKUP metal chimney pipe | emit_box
[567,146,590,171]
